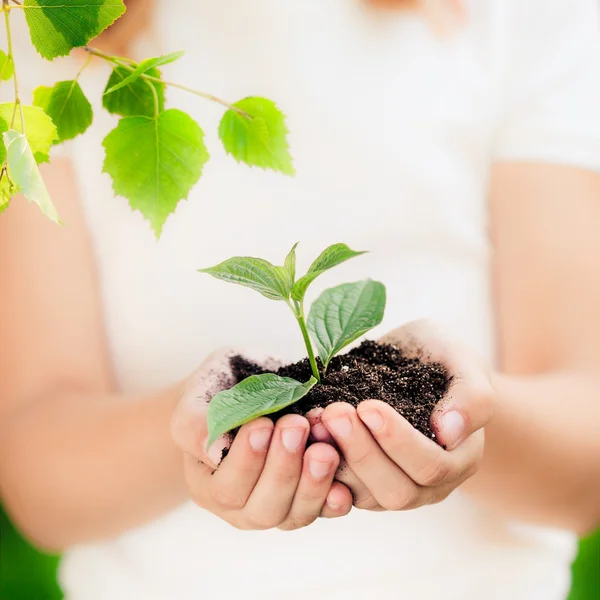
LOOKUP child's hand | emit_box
[313,320,495,511]
[171,349,352,530]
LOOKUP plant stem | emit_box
[82,46,250,119]
[293,301,320,382]
[141,74,249,118]
[74,52,93,81]
[144,77,160,117]
[3,1,24,131]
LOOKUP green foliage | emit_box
[199,256,293,301]
[33,81,93,142]
[200,244,384,444]
[307,280,386,368]
[23,0,126,60]
[0,177,14,213]
[0,49,14,80]
[3,130,62,224]
[0,103,58,163]
[102,109,209,237]
[104,51,184,95]
[219,97,294,176]
[102,66,165,118]
[292,243,367,302]
[0,116,7,164]
[568,530,600,600]
[0,505,63,600]
[2,0,293,232]
[207,374,317,447]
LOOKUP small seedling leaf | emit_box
[292,243,367,301]
[284,242,299,282]
[207,374,317,447]
[199,256,293,301]
[307,279,386,368]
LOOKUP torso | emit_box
[59,1,576,598]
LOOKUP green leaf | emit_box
[284,242,299,282]
[102,66,165,118]
[33,81,93,142]
[199,256,293,301]
[219,96,294,176]
[207,374,317,447]
[3,130,62,224]
[0,116,7,165]
[0,176,15,214]
[23,0,126,60]
[104,51,184,95]
[307,280,386,368]
[102,109,209,237]
[0,50,14,81]
[292,243,367,302]
[0,104,58,164]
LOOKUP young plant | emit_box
[199,243,387,446]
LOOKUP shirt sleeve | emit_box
[492,0,600,172]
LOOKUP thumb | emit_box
[170,348,237,467]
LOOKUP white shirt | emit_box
[16,1,600,598]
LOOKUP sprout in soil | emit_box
[199,243,386,446]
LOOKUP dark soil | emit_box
[227,340,451,450]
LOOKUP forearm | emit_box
[463,370,600,534]
[0,384,187,552]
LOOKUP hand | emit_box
[171,349,353,530]
[312,320,495,511]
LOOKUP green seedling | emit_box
[199,243,387,446]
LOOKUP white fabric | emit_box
[48,0,600,598]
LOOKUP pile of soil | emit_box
[229,340,451,445]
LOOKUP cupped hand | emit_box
[171,349,353,530]
[312,320,495,511]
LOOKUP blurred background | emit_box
[0,505,598,598]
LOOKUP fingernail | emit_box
[309,459,331,479]
[311,422,329,441]
[249,428,272,452]
[441,410,465,449]
[327,499,341,510]
[360,410,383,431]
[325,416,352,438]
[281,428,305,453]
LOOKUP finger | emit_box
[208,418,274,510]
[322,403,422,511]
[242,414,309,529]
[278,443,340,530]
[320,481,354,518]
[431,377,494,450]
[334,458,383,511]
[357,400,484,487]
[306,408,335,444]
[379,320,494,450]
[183,453,218,508]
